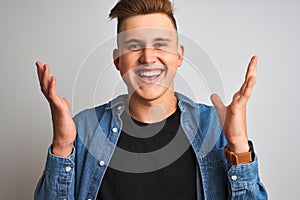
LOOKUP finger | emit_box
[48,76,58,104]
[63,98,70,109]
[210,93,225,108]
[239,55,258,95]
[41,64,51,95]
[232,91,241,102]
[245,55,258,81]
[237,75,256,105]
[210,93,226,124]
[36,61,44,84]
[239,81,247,97]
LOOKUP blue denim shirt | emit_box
[34,92,268,200]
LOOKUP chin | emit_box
[130,85,172,102]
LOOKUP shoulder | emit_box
[175,92,226,148]
[73,94,128,124]
[198,104,218,123]
[73,104,106,124]
[175,91,217,119]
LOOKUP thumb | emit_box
[210,93,226,125]
[210,93,225,110]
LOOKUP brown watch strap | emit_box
[224,142,253,165]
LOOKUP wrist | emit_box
[227,142,250,153]
[51,141,74,158]
[227,136,249,153]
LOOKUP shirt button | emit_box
[99,160,105,166]
[65,166,72,172]
[112,127,118,133]
[117,106,122,110]
[231,175,238,181]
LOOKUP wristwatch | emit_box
[224,141,254,165]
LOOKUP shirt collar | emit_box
[175,92,198,109]
[104,92,198,111]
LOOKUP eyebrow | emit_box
[123,38,172,45]
[153,38,172,42]
[124,39,142,44]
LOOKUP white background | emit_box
[1,0,299,199]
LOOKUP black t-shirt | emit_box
[97,108,197,200]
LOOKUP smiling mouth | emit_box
[137,69,163,77]
[134,65,166,85]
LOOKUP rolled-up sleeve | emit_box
[228,155,268,199]
[34,147,75,200]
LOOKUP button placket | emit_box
[231,175,238,181]
[99,160,105,166]
[65,166,72,172]
[112,127,118,133]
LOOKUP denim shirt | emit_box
[34,92,268,200]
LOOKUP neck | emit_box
[125,91,178,123]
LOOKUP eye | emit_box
[128,44,144,51]
[154,42,167,49]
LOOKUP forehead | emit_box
[118,14,178,44]
[118,27,177,44]
[119,13,176,32]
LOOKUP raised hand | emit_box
[36,61,76,157]
[210,55,258,153]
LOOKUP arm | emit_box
[34,62,77,199]
[211,56,258,153]
[210,56,268,199]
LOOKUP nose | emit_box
[139,47,157,64]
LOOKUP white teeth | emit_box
[138,70,162,77]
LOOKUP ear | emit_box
[113,49,120,71]
[177,45,184,67]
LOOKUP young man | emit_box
[35,0,268,199]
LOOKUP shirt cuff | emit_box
[228,155,260,191]
[44,146,76,177]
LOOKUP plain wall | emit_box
[1,0,299,199]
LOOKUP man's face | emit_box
[113,13,184,101]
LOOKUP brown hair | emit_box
[109,0,177,33]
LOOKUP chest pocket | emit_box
[200,148,229,199]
